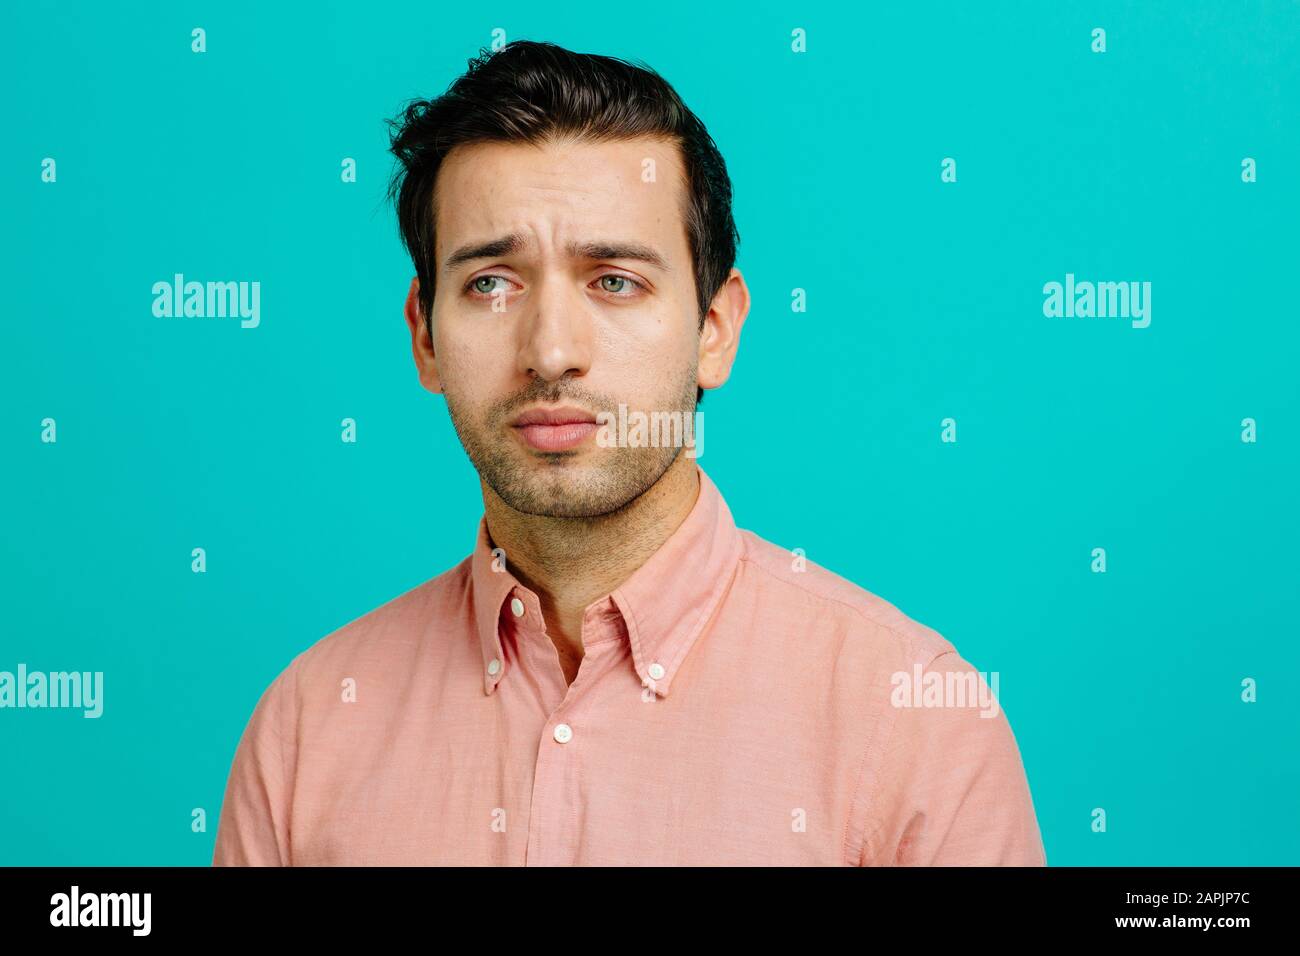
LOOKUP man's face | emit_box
[427,135,701,518]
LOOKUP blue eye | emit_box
[467,275,508,296]
[598,274,646,295]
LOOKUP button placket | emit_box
[527,710,584,865]
[523,606,614,866]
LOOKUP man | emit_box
[212,39,1046,866]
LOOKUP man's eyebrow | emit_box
[567,240,669,272]
[441,233,670,274]
[442,233,526,273]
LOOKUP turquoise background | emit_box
[3,0,1297,865]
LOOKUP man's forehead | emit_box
[433,135,686,265]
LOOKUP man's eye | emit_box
[598,274,644,295]
[467,275,508,296]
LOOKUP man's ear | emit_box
[697,267,751,393]
[404,276,443,394]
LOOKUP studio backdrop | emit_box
[3,0,1297,865]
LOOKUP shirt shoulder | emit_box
[728,530,1043,865]
[269,558,474,709]
[734,528,957,669]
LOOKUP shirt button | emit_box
[510,597,525,618]
[553,723,573,744]
[648,662,666,680]
[487,658,501,676]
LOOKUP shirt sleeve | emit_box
[858,649,1047,866]
[212,664,297,866]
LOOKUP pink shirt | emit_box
[213,466,1046,866]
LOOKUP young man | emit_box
[212,40,1046,866]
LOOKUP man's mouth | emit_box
[510,405,599,452]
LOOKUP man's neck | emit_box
[481,455,701,684]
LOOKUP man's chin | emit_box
[481,449,674,520]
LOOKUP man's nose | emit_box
[515,275,593,383]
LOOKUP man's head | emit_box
[386,40,749,518]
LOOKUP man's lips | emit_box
[510,405,599,452]
[511,405,598,427]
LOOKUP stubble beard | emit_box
[444,363,698,520]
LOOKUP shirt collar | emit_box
[470,465,744,698]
